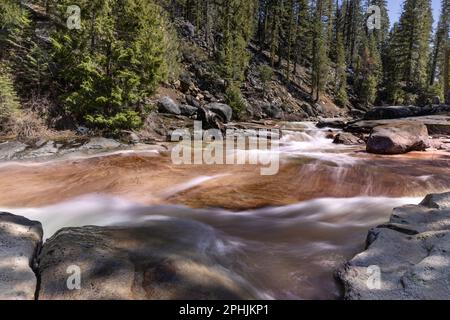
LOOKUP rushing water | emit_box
[0,122,449,299]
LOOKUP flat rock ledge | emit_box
[0,213,43,300]
[337,192,450,300]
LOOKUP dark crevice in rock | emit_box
[377,224,420,236]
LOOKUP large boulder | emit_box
[205,103,233,123]
[179,104,198,117]
[0,213,43,300]
[337,192,450,300]
[366,122,429,154]
[37,220,258,300]
[158,96,181,115]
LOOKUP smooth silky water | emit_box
[1,123,449,299]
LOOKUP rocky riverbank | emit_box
[337,192,450,300]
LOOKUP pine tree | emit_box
[49,0,179,131]
[311,0,330,102]
[217,0,257,114]
[293,0,312,72]
[429,0,449,103]
[335,33,348,106]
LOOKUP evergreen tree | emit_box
[429,0,449,103]
[49,0,179,131]
[335,32,349,106]
[311,0,330,102]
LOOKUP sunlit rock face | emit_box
[0,213,42,300]
[366,122,430,155]
[338,192,450,300]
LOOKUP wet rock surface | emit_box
[337,192,450,300]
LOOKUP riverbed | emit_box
[1,122,449,299]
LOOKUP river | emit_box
[0,122,449,299]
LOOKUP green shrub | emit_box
[85,110,142,132]
[225,84,246,116]
[258,65,274,92]
[0,70,20,129]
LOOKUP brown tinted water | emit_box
[0,123,449,299]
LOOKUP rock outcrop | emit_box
[366,122,430,154]
[37,221,258,300]
[337,192,450,300]
[0,213,43,300]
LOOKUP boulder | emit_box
[366,122,430,154]
[0,213,43,300]
[197,106,225,131]
[120,132,140,144]
[333,132,363,145]
[179,104,198,117]
[186,95,201,108]
[158,96,181,115]
[261,103,283,119]
[337,192,450,300]
[37,221,258,300]
[179,74,195,93]
[205,103,233,123]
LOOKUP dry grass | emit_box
[2,110,77,143]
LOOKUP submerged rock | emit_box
[337,192,450,300]
[38,220,258,300]
[158,96,181,115]
[366,122,429,154]
[0,213,43,300]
